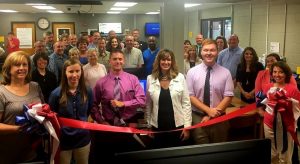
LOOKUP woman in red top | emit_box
[255,53,297,116]
[263,61,300,164]
[6,32,20,54]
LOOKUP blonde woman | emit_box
[0,51,44,163]
[183,45,202,76]
[83,48,107,89]
[145,49,192,148]
[68,47,80,60]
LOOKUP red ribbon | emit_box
[36,104,61,137]
[32,104,61,163]
[58,103,257,134]
[267,89,299,146]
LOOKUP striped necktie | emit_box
[114,77,121,100]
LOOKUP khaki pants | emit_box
[192,112,229,144]
[60,142,90,164]
[264,124,294,164]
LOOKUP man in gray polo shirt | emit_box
[122,35,144,69]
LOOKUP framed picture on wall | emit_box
[57,28,71,40]
[52,22,75,42]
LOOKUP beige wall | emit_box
[187,0,300,71]
[184,11,200,44]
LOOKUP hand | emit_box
[111,100,124,108]
[200,116,211,123]
[101,121,111,125]
[145,127,154,138]
[257,107,265,117]
[180,129,190,141]
[243,92,254,99]
[214,108,225,115]
[207,108,221,118]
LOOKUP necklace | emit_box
[160,75,169,81]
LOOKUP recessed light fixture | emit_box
[146,12,160,15]
[110,7,128,11]
[114,2,137,7]
[25,3,46,6]
[32,6,56,10]
[107,11,121,14]
[184,4,201,8]
[47,10,63,13]
[0,10,18,13]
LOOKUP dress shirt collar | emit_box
[202,62,217,71]
[108,71,125,80]
[228,46,240,52]
[67,88,80,96]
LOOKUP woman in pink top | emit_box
[262,61,300,164]
[83,48,107,89]
[255,53,297,116]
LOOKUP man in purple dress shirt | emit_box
[186,39,234,144]
[91,49,146,125]
[90,49,146,162]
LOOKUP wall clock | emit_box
[37,18,50,30]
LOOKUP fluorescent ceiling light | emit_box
[146,12,160,15]
[47,10,63,13]
[110,7,128,11]
[184,3,201,8]
[26,3,46,6]
[32,6,56,10]
[0,10,18,13]
[107,11,120,14]
[113,2,137,7]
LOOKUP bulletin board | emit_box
[11,22,36,55]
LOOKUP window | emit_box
[201,17,231,40]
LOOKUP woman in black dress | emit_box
[236,47,264,103]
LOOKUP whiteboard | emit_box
[99,23,122,34]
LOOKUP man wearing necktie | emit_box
[195,34,203,58]
[186,39,234,144]
[90,49,146,162]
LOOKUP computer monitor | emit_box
[115,139,271,164]
[123,68,145,79]
[145,22,160,36]
[139,79,147,94]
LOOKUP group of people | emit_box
[193,34,300,164]
[0,29,299,164]
[0,28,157,163]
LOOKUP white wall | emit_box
[0,13,159,42]
[185,0,300,71]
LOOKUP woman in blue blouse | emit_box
[48,58,93,164]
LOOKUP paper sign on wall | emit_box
[189,32,193,38]
[297,67,300,75]
[0,36,4,42]
[270,42,279,53]
[16,28,32,48]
